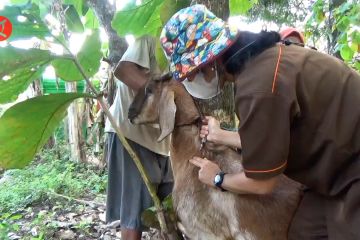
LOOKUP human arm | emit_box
[112,36,155,92]
[189,157,278,194]
[113,61,149,92]
[200,116,241,149]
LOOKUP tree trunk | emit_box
[191,0,229,19]
[87,0,128,106]
[65,82,86,162]
[327,0,345,59]
[191,0,236,130]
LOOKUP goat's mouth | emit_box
[128,107,140,123]
[128,115,157,126]
[128,115,139,124]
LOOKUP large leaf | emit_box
[111,0,165,37]
[340,44,354,61]
[155,34,168,71]
[84,8,99,29]
[160,0,190,24]
[0,93,92,169]
[52,30,102,81]
[63,4,84,33]
[229,0,258,16]
[0,47,53,104]
[0,5,50,41]
[63,0,86,16]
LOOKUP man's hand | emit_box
[189,157,221,187]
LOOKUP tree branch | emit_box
[86,0,128,66]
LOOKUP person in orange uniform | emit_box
[280,27,305,45]
[160,4,360,239]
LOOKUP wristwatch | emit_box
[214,171,227,191]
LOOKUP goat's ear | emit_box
[158,89,176,142]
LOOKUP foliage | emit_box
[0,142,107,213]
[0,47,53,104]
[228,0,359,71]
[0,213,22,240]
[0,0,101,169]
[0,4,50,41]
[112,0,164,37]
[0,142,107,239]
[245,0,308,27]
[142,195,177,229]
[305,0,359,70]
[0,93,92,169]
[52,30,102,81]
[230,0,258,16]
[63,4,84,33]
[111,0,190,69]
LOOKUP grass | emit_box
[0,142,107,214]
[0,141,108,239]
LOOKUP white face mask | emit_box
[182,70,220,99]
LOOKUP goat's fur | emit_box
[129,75,302,240]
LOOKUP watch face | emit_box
[214,174,221,184]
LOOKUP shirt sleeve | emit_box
[120,36,154,70]
[237,92,291,180]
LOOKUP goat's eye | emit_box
[145,87,153,95]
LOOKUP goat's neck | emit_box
[171,98,201,172]
[174,95,200,127]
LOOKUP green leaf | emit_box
[337,32,348,44]
[351,31,360,44]
[52,30,102,81]
[355,61,360,72]
[63,0,84,16]
[340,44,354,61]
[84,8,99,29]
[315,10,325,23]
[10,0,29,4]
[0,5,50,41]
[336,16,350,32]
[63,4,84,33]
[155,37,168,71]
[0,47,52,104]
[230,0,258,16]
[9,214,23,220]
[31,0,51,18]
[338,2,352,14]
[160,0,190,24]
[0,93,93,169]
[111,0,165,37]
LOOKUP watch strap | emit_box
[214,171,227,192]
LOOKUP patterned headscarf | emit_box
[160,4,239,81]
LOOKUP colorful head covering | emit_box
[160,4,239,81]
[279,27,305,44]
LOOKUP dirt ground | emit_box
[5,195,162,240]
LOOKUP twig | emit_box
[48,191,105,208]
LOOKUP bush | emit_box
[0,142,107,213]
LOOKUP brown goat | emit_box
[128,74,302,240]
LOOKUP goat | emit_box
[128,74,302,240]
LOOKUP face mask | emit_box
[182,69,220,99]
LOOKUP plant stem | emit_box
[71,55,169,234]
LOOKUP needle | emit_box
[200,137,206,151]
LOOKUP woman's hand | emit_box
[189,157,221,187]
[200,116,242,149]
[200,116,221,143]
